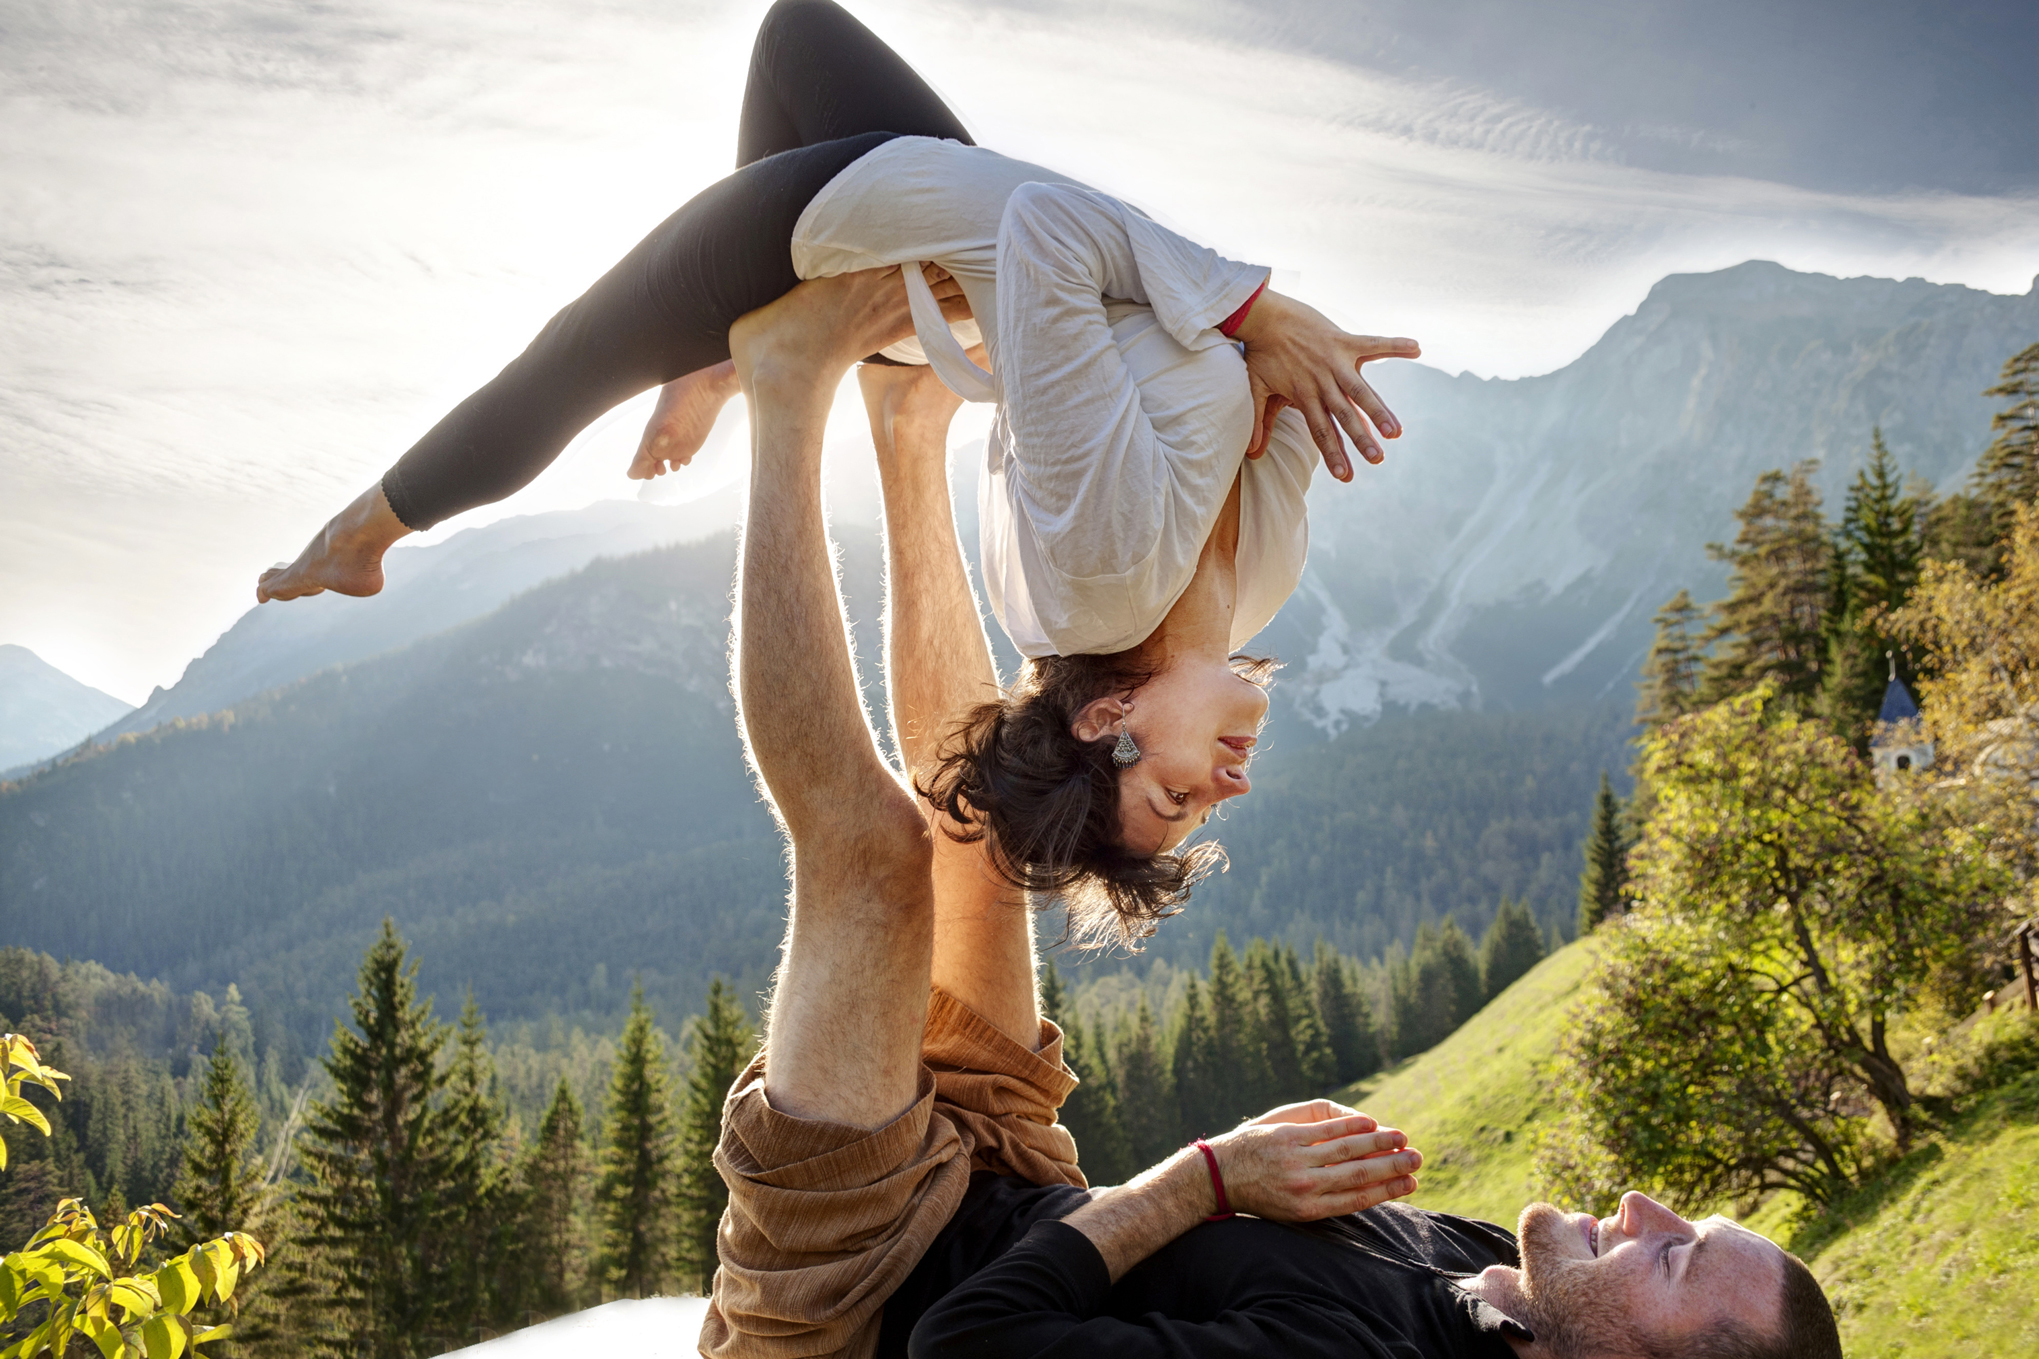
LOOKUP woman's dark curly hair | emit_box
[917,649,1278,947]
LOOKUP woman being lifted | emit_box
[257,0,1420,940]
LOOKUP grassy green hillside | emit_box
[1336,940,1594,1225]
[1337,940,2039,1357]
[1756,1034,2039,1356]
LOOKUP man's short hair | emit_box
[1643,1249,1841,1359]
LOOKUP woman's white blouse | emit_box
[791,137,1317,658]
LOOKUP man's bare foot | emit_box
[257,483,413,602]
[858,350,976,449]
[631,360,740,479]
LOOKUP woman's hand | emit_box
[1204,1099,1422,1222]
[1231,290,1420,482]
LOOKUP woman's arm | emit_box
[1231,294,1420,482]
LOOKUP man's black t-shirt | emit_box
[879,1173,1534,1358]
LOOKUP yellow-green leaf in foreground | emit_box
[200,1243,238,1302]
[139,1316,186,1359]
[108,1278,158,1320]
[78,1313,128,1359]
[40,1238,112,1280]
[0,1094,50,1138]
[150,1259,200,1315]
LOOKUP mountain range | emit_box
[3,258,2034,1033]
[1262,260,2039,725]
[23,260,2031,764]
[0,646,132,770]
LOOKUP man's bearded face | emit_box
[1505,1193,1786,1357]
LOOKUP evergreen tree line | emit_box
[5,924,759,1358]
[0,949,299,1247]
[1578,342,2039,936]
[1046,914,1545,1185]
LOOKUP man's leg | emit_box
[731,288,936,1127]
[859,361,1038,1046]
[705,271,981,1359]
[857,361,1084,1192]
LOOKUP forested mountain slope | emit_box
[1,535,836,1041]
[2,532,1624,1040]
[83,495,739,753]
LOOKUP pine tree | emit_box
[1244,940,1306,1098]
[1281,945,1338,1093]
[1391,922,1482,1057]
[1169,976,1224,1139]
[1311,942,1380,1086]
[1701,462,1832,709]
[1052,1004,1135,1186]
[1973,341,2039,547]
[1205,934,1264,1123]
[520,1079,592,1319]
[1822,431,1924,737]
[1575,772,1630,936]
[1479,898,1546,1002]
[442,993,514,1337]
[674,978,754,1296]
[596,984,678,1300]
[1635,590,1707,728]
[297,919,462,1359]
[1111,998,1177,1169]
[172,1032,266,1247]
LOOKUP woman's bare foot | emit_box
[631,360,741,479]
[256,483,413,602]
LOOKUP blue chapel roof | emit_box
[1877,677,1921,726]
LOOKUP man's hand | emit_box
[1206,1099,1422,1222]
[1231,290,1419,482]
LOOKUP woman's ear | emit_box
[1070,695,1127,743]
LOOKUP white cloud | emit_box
[1,0,2033,701]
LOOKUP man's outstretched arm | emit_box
[861,360,1041,1048]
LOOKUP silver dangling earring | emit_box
[1112,715,1142,768]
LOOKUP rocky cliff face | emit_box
[1257,261,2039,727]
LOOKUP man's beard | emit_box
[1513,1202,1648,1359]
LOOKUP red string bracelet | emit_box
[1193,1138,1235,1221]
[1216,276,1268,338]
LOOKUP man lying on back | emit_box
[901,1175,1843,1358]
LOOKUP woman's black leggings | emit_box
[380,0,974,532]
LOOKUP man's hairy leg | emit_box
[730,272,940,1129]
[862,360,1041,1048]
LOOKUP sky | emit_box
[3,0,2036,704]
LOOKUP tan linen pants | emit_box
[701,987,1085,1359]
